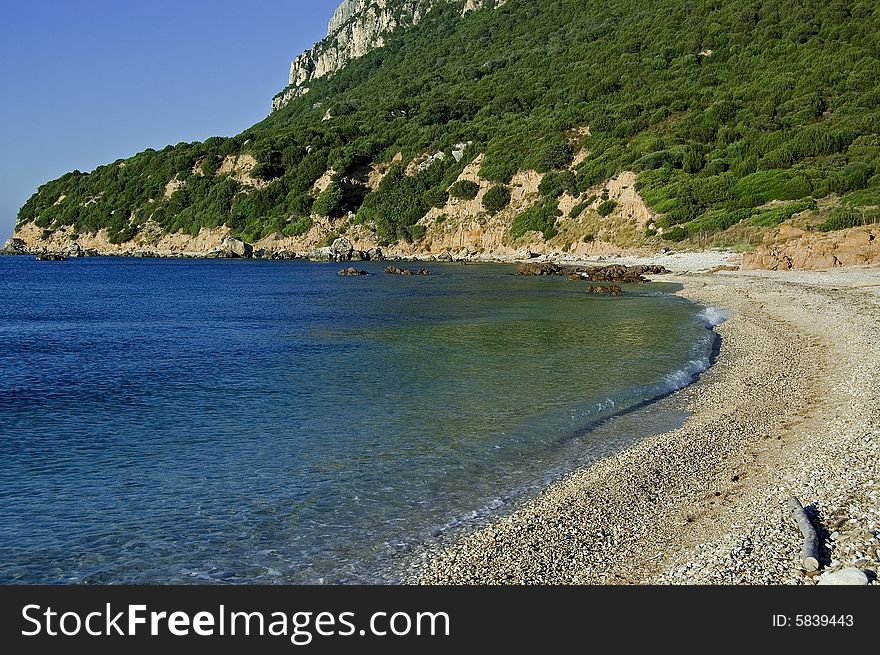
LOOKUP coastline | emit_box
[416,266,880,584]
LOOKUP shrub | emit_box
[661,226,688,241]
[843,162,873,191]
[597,200,618,216]
[783,175,813,200]
[423,186,449,208]
[569,202,589,219]
[282,215,312,237]
[448,179,480,200]
[817,206,865,232]
[538,170,577,198]
[509,202,560,240]
[534,138,573,172]
[482,185,511,214]
[406,224,427,241]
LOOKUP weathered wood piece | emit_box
[787,496,819,572]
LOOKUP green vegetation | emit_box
[312,181,343,217]
[510,202,561,240]
[568,201,589,219]
[538,170,577,199]
[482,185,511,214]
[817,205,867,232]
[596,200,618,217]
[17,0,880,247]
[448,179,480,200]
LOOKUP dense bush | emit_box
[448,179,480,200]
[817,206,865,232]
[538,170,577,198]
[509,202,561,240]
[596,200,618,217]
[482,185,511,214]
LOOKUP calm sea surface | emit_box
[0,257,719,583]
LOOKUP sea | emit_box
[0,256,724,583]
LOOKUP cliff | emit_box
[272,0,501,112]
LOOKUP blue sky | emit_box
[0,0,340,240]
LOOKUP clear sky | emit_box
[0,0,340,240]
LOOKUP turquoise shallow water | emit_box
[0,257,719,583]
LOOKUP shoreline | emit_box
[415,267,880,584]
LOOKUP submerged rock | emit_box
[586,285,623,296]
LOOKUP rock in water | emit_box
[816,567,869,586]
[384,266,432,276]
[338,267,369,276]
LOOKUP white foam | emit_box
[698,306,730,328]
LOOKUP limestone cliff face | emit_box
[272,0,500,112]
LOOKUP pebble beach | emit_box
[417,265,880,585]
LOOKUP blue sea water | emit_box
[0,257,720,583]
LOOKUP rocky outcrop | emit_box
[272,0,499,112]
[742,225,879,271]
[516,262,669,282]
[1,237,27,255]
[221,236,253,258]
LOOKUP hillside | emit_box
[9,0,880,267]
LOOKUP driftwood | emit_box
[787,497,819,571]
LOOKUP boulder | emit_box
[308,246,334,261]
[435,250,453,262]
[367,247,384,261]
[349,250,366,262]
[67,243,83,258]
[83,248,99,257]
[330,237,354,261]
[221,236,253,258]
[817,568,869,586]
